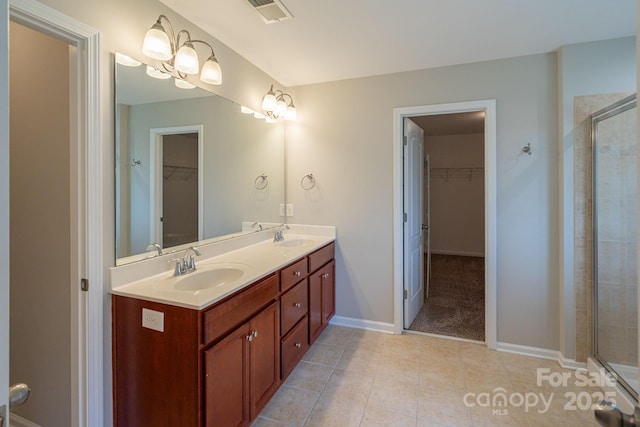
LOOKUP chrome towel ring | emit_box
[254,173,268,190]
[301,173,315,190]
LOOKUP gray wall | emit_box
[287,53,560,350]
[558,36,637,359]
[9,22,71,426]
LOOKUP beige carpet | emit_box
[408,254,485,341]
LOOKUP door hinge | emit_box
[403,136,407,146]
[81,278,89,292]
[403,289,408,300]
[403,212,407,223]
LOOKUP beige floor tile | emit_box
[463,366,513,393]
[302,342,345,367]
[322,368,375,403]
[259,385,319,427]
[251,416,291,427]
[526,409,598,427]
[336,346,382,375]
[469,405,530,427]
[417,386,472,427]
[284,361,333,392]
[316,325,355,347]
[368,377,420,417]
[361,405,417,427]
[420,364,467,393]
[382,334,423,361]
[348,329,389,353]
[303,394,366,427]
[377,356,420,385]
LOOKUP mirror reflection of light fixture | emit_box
[261,84,297,121]
[175,78,195,89]
[115,52,142,67]
[146,65,171,80]
[142,15,222,85]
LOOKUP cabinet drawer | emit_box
[280,280,308,335]
[202,274,279,345]
[281,316,309,379]
[280,258,308,292]
[309,242,335,273]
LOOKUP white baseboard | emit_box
[497,341,587,370]
[429,250,485,257]
[329,315,395,334]
[9,413,41,427]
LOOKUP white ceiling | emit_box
[158,0,636,87]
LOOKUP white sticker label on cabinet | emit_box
[142,308,164,332]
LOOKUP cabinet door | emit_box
[249,302,280,419]
[204,323,250,427]
[309,269,324,344]
[322,260,336,323]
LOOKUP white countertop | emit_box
[110,226,335,310]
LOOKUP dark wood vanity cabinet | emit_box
[112,241,335,427]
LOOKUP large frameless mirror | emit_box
[114,53,285,265]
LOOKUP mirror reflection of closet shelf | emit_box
[430,167,484,182]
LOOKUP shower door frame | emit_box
[591,93,637,401]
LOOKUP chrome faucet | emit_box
[172,246,201,276]
[273,224,290,242]
[594,401,640,426]
[251,222,263,231]
[146,243,163,256]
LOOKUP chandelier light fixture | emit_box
[142,14,222,86]
[261,84,297,121]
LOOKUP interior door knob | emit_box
[9,383,30,409]
[422,224,429,230]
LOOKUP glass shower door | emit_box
[592,94,638,399]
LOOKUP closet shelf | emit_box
[429,167,484,182]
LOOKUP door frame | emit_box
[392,99,497,349]
[150,125,204,247]
[7,0,103,425]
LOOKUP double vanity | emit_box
[110,226,336,426]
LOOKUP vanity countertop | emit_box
[110,230,335,310]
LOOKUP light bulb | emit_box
[174,42,199,75]
[254,112,266,119]
[142,23,172,61]
[146,65,171,80]
[241,106,254,114]
[275,99,287,117]
[200,57,222,85]
[285,105,297,121]
[265,116,277,123]
[175,78,195,89]
[261,87,277,112]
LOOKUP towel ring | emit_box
[301,173,315,190]
[254,173,268,190]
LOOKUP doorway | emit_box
[393,100,497,349]
[3,2,103,426]
[406,112,486,341]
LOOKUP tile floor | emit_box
[254,325,614,426]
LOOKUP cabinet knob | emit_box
[295,343,302,348]
[246,334,253,342]
[294,271,301,277]
[294,302,301,308]
[323,273,330,279]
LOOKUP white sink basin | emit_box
[275,238,315,248]
[173,265,246,291]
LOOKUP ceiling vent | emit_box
[245,0,293,24]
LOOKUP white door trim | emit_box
[8,0,103,425]
[392,99,497,349]
[150,125,205,246]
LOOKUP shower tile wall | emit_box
[574,93,637,364]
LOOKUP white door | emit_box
[424,154,431,299]
[0,0,9,423]
[403,118,425,327]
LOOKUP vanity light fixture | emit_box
[261,84,297,121]
[115,52,142,67]
[175,78,195,89]
[146,65,171,80]
[142,14,223,85]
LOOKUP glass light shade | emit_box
[200,58,222,85]
[116,53,142,67]
[175,78,195,89]
[240,106,254,114]
[262,93,277,112]
[275,99,287,117]
[254,112,266,119]
[142,26,172,61]
[285,105,297,121]
[265,116,277,123]
[174,43,200,75]
[146,65,171,79]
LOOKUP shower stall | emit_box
[592,94,638,399]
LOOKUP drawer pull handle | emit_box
[294,302,301,308]
[294,271,301,277]
[246,334,253,342]
[323,273,330,279]
[252,330,258,338]
[295,343,302,348]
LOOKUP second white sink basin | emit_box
[173,265,246,291]
[275,238,315,248]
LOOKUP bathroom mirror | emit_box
[115,53,284,265]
